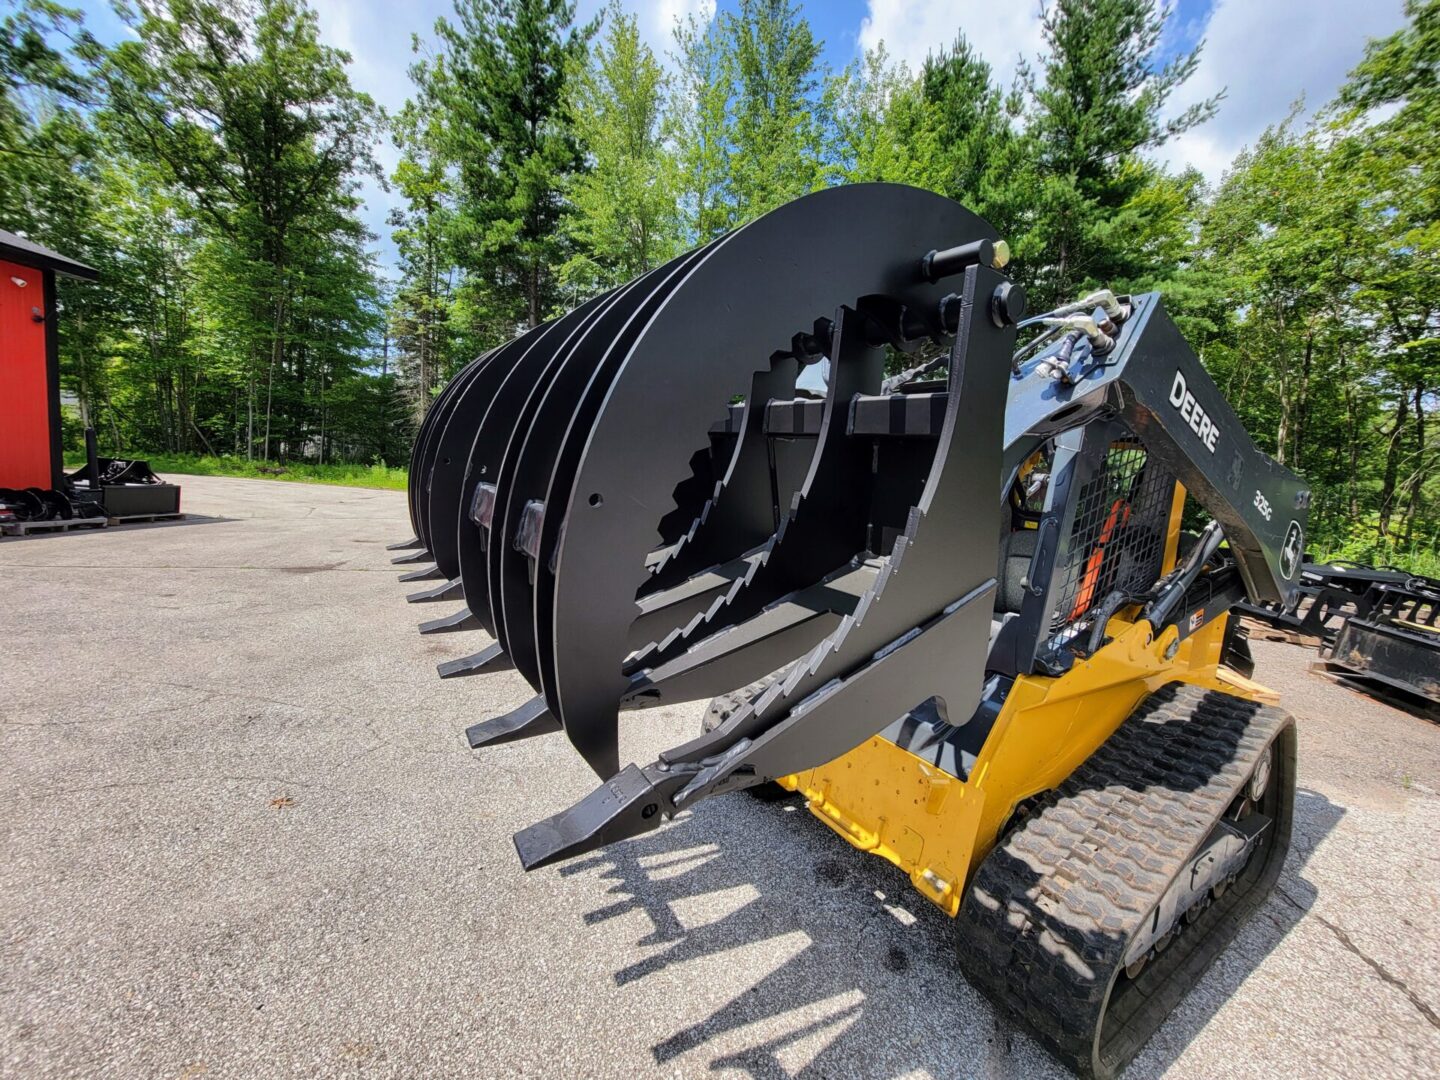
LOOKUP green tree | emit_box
[388,97,461,420]
[668,0,825,237]
[92,0,380,459]
[723,0,825,220]
[828,45,945,191]
[1335,0,1440,545]
[669,9,732,242]
[418,0,594,331]
[561,4,679,293]
[1018,0,1219,306]
[920,33,1027,236]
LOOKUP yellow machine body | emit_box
[777,488,1280,917]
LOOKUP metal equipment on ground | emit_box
[385,185,1312,1078]
[1314,576,1440,708]
[1239,562,1439,710]
[0,231,181,537]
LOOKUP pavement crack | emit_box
[152,680,309,711]
[33,774,317,799]
[1312,913,1440,1030]
[1273,882,1306,913]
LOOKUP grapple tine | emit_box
[386,536,423,551]
[398,565,445,583]
[391,548,432,565]
[451,291,622,640]
[407,349,497,550]
[465,695,561,749]
[437,643,512,679]
[488,259,702,698]
[407,578,464,604]
[424,328,562,582]
[418,607,480,635]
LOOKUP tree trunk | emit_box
[1401,381,1425,546]
[1377,392,1410,540]
[263,287,286,462]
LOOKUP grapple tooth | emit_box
[449,290,622,641]
[418,607,480,635]
[640,360,799,591]
[437,644,512,679]
[386,536,423,551]
[423,326,563,582]
[512,765,684,871]
[398,565,445,583]
[390,548,431,565]
[407,578,464,604]
[465,696,560,749]
[488,257,704,699]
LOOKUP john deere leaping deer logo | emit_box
[1280,520,1303,580]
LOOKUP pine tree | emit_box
[420,0,595,331]
[921,34,1026,239]
[1019,0,1219,306]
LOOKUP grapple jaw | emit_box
[392,183,1019,868]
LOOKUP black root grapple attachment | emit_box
[389,181,1309,873]
[390,184,1017,867]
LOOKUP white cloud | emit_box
[632,0,715,65]
[858,0,1046,90]
[1156,0,1408,182]
[858,0,1411,186]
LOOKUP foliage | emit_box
[416,0,595,332]
[63,451,410,490]
[3,0,1438,572]
[560,4,679,293]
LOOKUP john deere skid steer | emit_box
[385,185,1309,1078]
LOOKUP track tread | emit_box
[956,682,1294,1078]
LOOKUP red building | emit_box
[0,231,98,491]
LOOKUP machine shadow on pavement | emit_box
[558,763,1343,1079]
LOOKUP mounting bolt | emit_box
[990,282,1026,328]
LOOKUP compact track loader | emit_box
[386,184,1310,1078]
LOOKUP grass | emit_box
[64,452,408,491]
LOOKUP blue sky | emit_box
[71,0,1409,278]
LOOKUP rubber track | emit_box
[956,682,1295,1079]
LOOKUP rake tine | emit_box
[387,536,423,550]
[391,548,432,565]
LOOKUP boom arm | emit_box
[1005,292,1310,609]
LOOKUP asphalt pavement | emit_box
[2,474,1437,1079]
